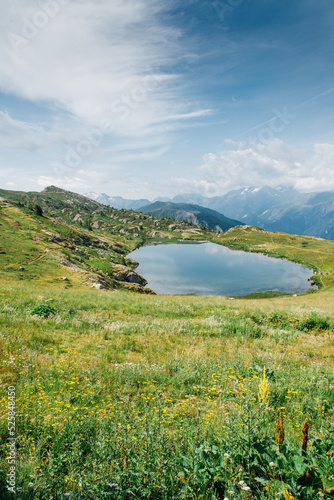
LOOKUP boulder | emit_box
[111,264,147,286]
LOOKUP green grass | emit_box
[0,283,334,499]
[232,291,293,299]
[1,196,334,499]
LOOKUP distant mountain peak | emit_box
[138,200,243,232]
[85,192,151,210]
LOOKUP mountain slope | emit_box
[182,186,300,222]
[138,201,243,232]
[256,191,334,239]
[0,186,213,293]
[81,186,334,239]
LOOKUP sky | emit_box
[0,0,334,199]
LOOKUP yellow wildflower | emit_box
[258,368,270,404]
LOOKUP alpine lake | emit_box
[128,241,315,296]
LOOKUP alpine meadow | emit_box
[0,187,333,499]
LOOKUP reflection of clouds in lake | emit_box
[129,242,313,296]
[204,243,221,256]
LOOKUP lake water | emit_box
[128,242,314,296]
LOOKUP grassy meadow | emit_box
[0,196,334,499]
[1,282,334,499]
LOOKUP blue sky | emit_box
[0,0,334,198]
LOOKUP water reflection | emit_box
[128,242,313,296]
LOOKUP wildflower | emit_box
[28,483,34,487]
[107,483,118,488]
[258,368,270,404]
[276,412,285,450]
[302,419,309,457]
[224,453,230,458]
[283,490,294,500]
[241,485,250,491]
[238,480,245,486]
[269,462,275,467]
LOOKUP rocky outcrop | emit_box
[85,274,116,290]
[60,258,86,273]
[111,264,147,286]
[148,230,173,239]
[72,213,83,223]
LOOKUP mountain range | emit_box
[86,192,151,210]
[86,186,334,240]
[137,201,242,232]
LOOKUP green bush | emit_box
[34,203,43,216]
[29,303,57,318]
[298,312,331,332]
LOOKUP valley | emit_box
[0,186,333,499]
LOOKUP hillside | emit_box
[1,186,334,499]
[1,185,334,294]
[163,187,334,240]
[86,186,334,240]
[0,186,211,294]
[137,201,243,232]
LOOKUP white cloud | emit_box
[0,111,60,150]
[150,176,221,197]
[0,0,202,142]
[162,139,334,196]
[197,139,334,194]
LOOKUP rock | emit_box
[60,258,85,273]
[85,274,115,291]
[111,264,147,286]
[149,230,173,239]
[91,282,106,290]
[72,213,83,223]
[126,259,139,269]
[62,277,69,281]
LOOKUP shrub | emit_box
[29,303,56,318]
[34,204,43,216]
[298,312,331,332]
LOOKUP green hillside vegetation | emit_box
[213,225,334,292]
[0,187,334,499]
[0,187,212,294]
